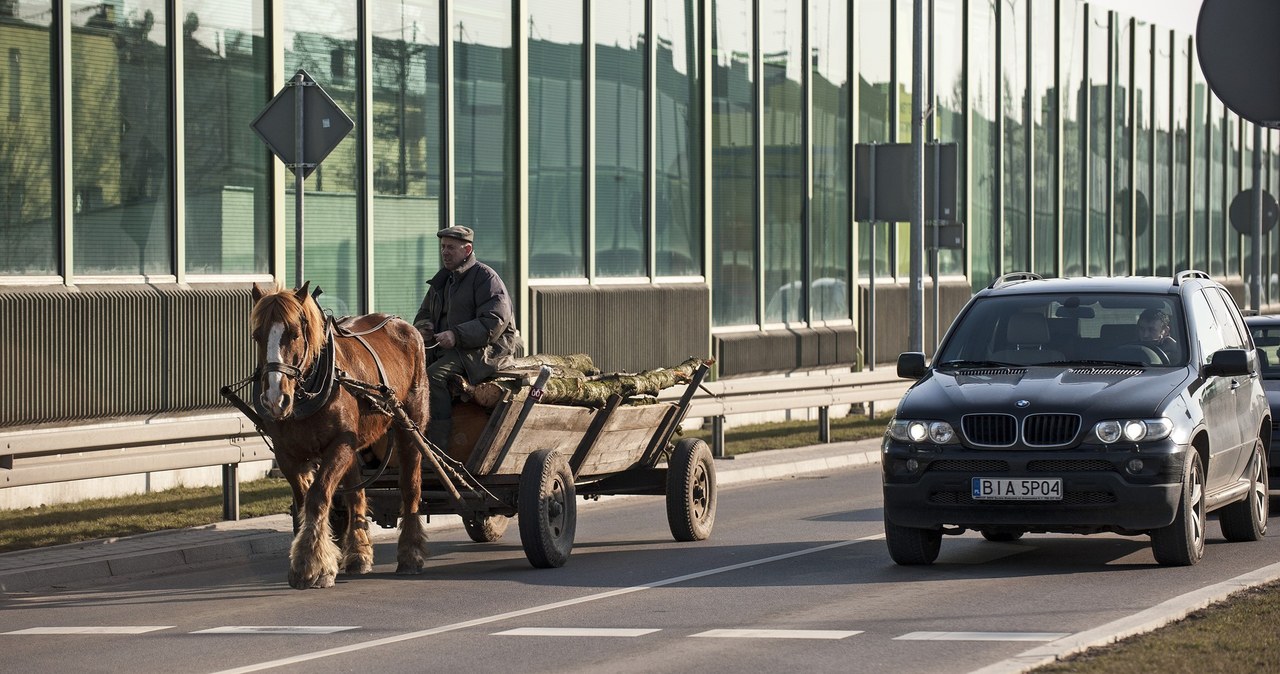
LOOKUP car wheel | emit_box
[980,530,1024,542]
[1219,439,1269,542]
[884,514,941,565]
[1151,452,1206,566]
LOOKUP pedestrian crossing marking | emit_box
[495,627,660,637]
[896,631,1068,642]
[3,626,173,635]
[692,629,863,640]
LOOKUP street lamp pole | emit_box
[909,0,926,353]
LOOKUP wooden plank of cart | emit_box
[359,362,715,568]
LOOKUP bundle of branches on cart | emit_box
[450,354,713,409]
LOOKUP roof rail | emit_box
[1174,269,1212,286]
[989,272,1042,289]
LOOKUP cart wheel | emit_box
[518,448,576,568]
[666,438,717,542]
[463,513,510,543]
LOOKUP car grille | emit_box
[961,413,1081,447]
[928,490,1116,506]
[962,414,1018,447]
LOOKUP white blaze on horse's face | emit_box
[261,321,291,418]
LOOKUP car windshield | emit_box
[935,293,1187,367]
[1249,323,1280,380]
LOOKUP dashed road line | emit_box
[896,632,1069,642]
[193,627,360,635]
[495,627,660,637]
[3,626,173,635]
[692,629,862,640]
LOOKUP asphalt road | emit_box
[4,461,1280,674]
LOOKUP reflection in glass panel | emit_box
[1227,112,1239,275]
[711,0,756,326]
[934,0,964,278]
[370,0,440,317]
[0,1,56,274]
[71,0,171,275]
[857,0,891,282]
[1061,1,1084,276]
[810,0,850,321]
[1209,96,1224,275]
[761,0,802,325]
[655,0,701,278]
[1087,8,1110,275]
[1154,29,1172,276]
[1133,24,1150,275]
[184,0,269,276]
[1001,1,1027,274]
[284,2,359,314]
[969,0,998,288]
[455,1,516,285]
[1031,3,1055,276]
[1192,66,1208,272]
[1113,17,1130,275]
[595,0,645,278]
[529,0,584,279]
[1173,36,1190,273]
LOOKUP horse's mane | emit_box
[251,286,327,365]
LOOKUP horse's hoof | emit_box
[288,569,337,589]
[395,561,426,575]
[343,560,373,575]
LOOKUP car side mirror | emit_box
[1203,348,1251,377]
[897,352,927,379]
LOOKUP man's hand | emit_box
[416,325,435,345]
[437,330,457,349]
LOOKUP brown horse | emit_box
[250,282,431,589]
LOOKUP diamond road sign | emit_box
[250,69,353,179]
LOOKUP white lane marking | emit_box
[896,631,1069,642]
[211,534,885,674]
[495,627,659,637]
[4,626,173,635]
[692,629,862,640]
[194,627,360,635]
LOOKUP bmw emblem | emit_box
[1015,399,1030,408]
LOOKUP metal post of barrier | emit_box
[711,415,726,458]
[818,406,831,443]
[222,464,240,521]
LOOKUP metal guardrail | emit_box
[0,369,911,517]
[658,368,911,457]
[0,413,271,519]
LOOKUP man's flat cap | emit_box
[437,225,474,243]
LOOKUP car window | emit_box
[1189,291,1224,363]
[1205,289,1247,349]
[1249,323,1280,379]
[935,293,1185,366]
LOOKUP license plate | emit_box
[971,477,1062,501]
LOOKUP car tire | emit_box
[980,530,1024,542]
[1219,439,1269,542]
[1151,452,1206,566]
[884,515,941,565]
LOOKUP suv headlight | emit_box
[888,419,959,444]
[1092,418,1173,444]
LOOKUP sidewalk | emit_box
[0,439,883,594]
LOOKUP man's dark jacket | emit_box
[413,255,523,383]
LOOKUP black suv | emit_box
[883,271,1270,566]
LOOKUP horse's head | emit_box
[250,281,326,420]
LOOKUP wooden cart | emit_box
[357,363,715,568]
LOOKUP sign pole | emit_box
[1253,125,1263,312]
[291,71,308,289]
